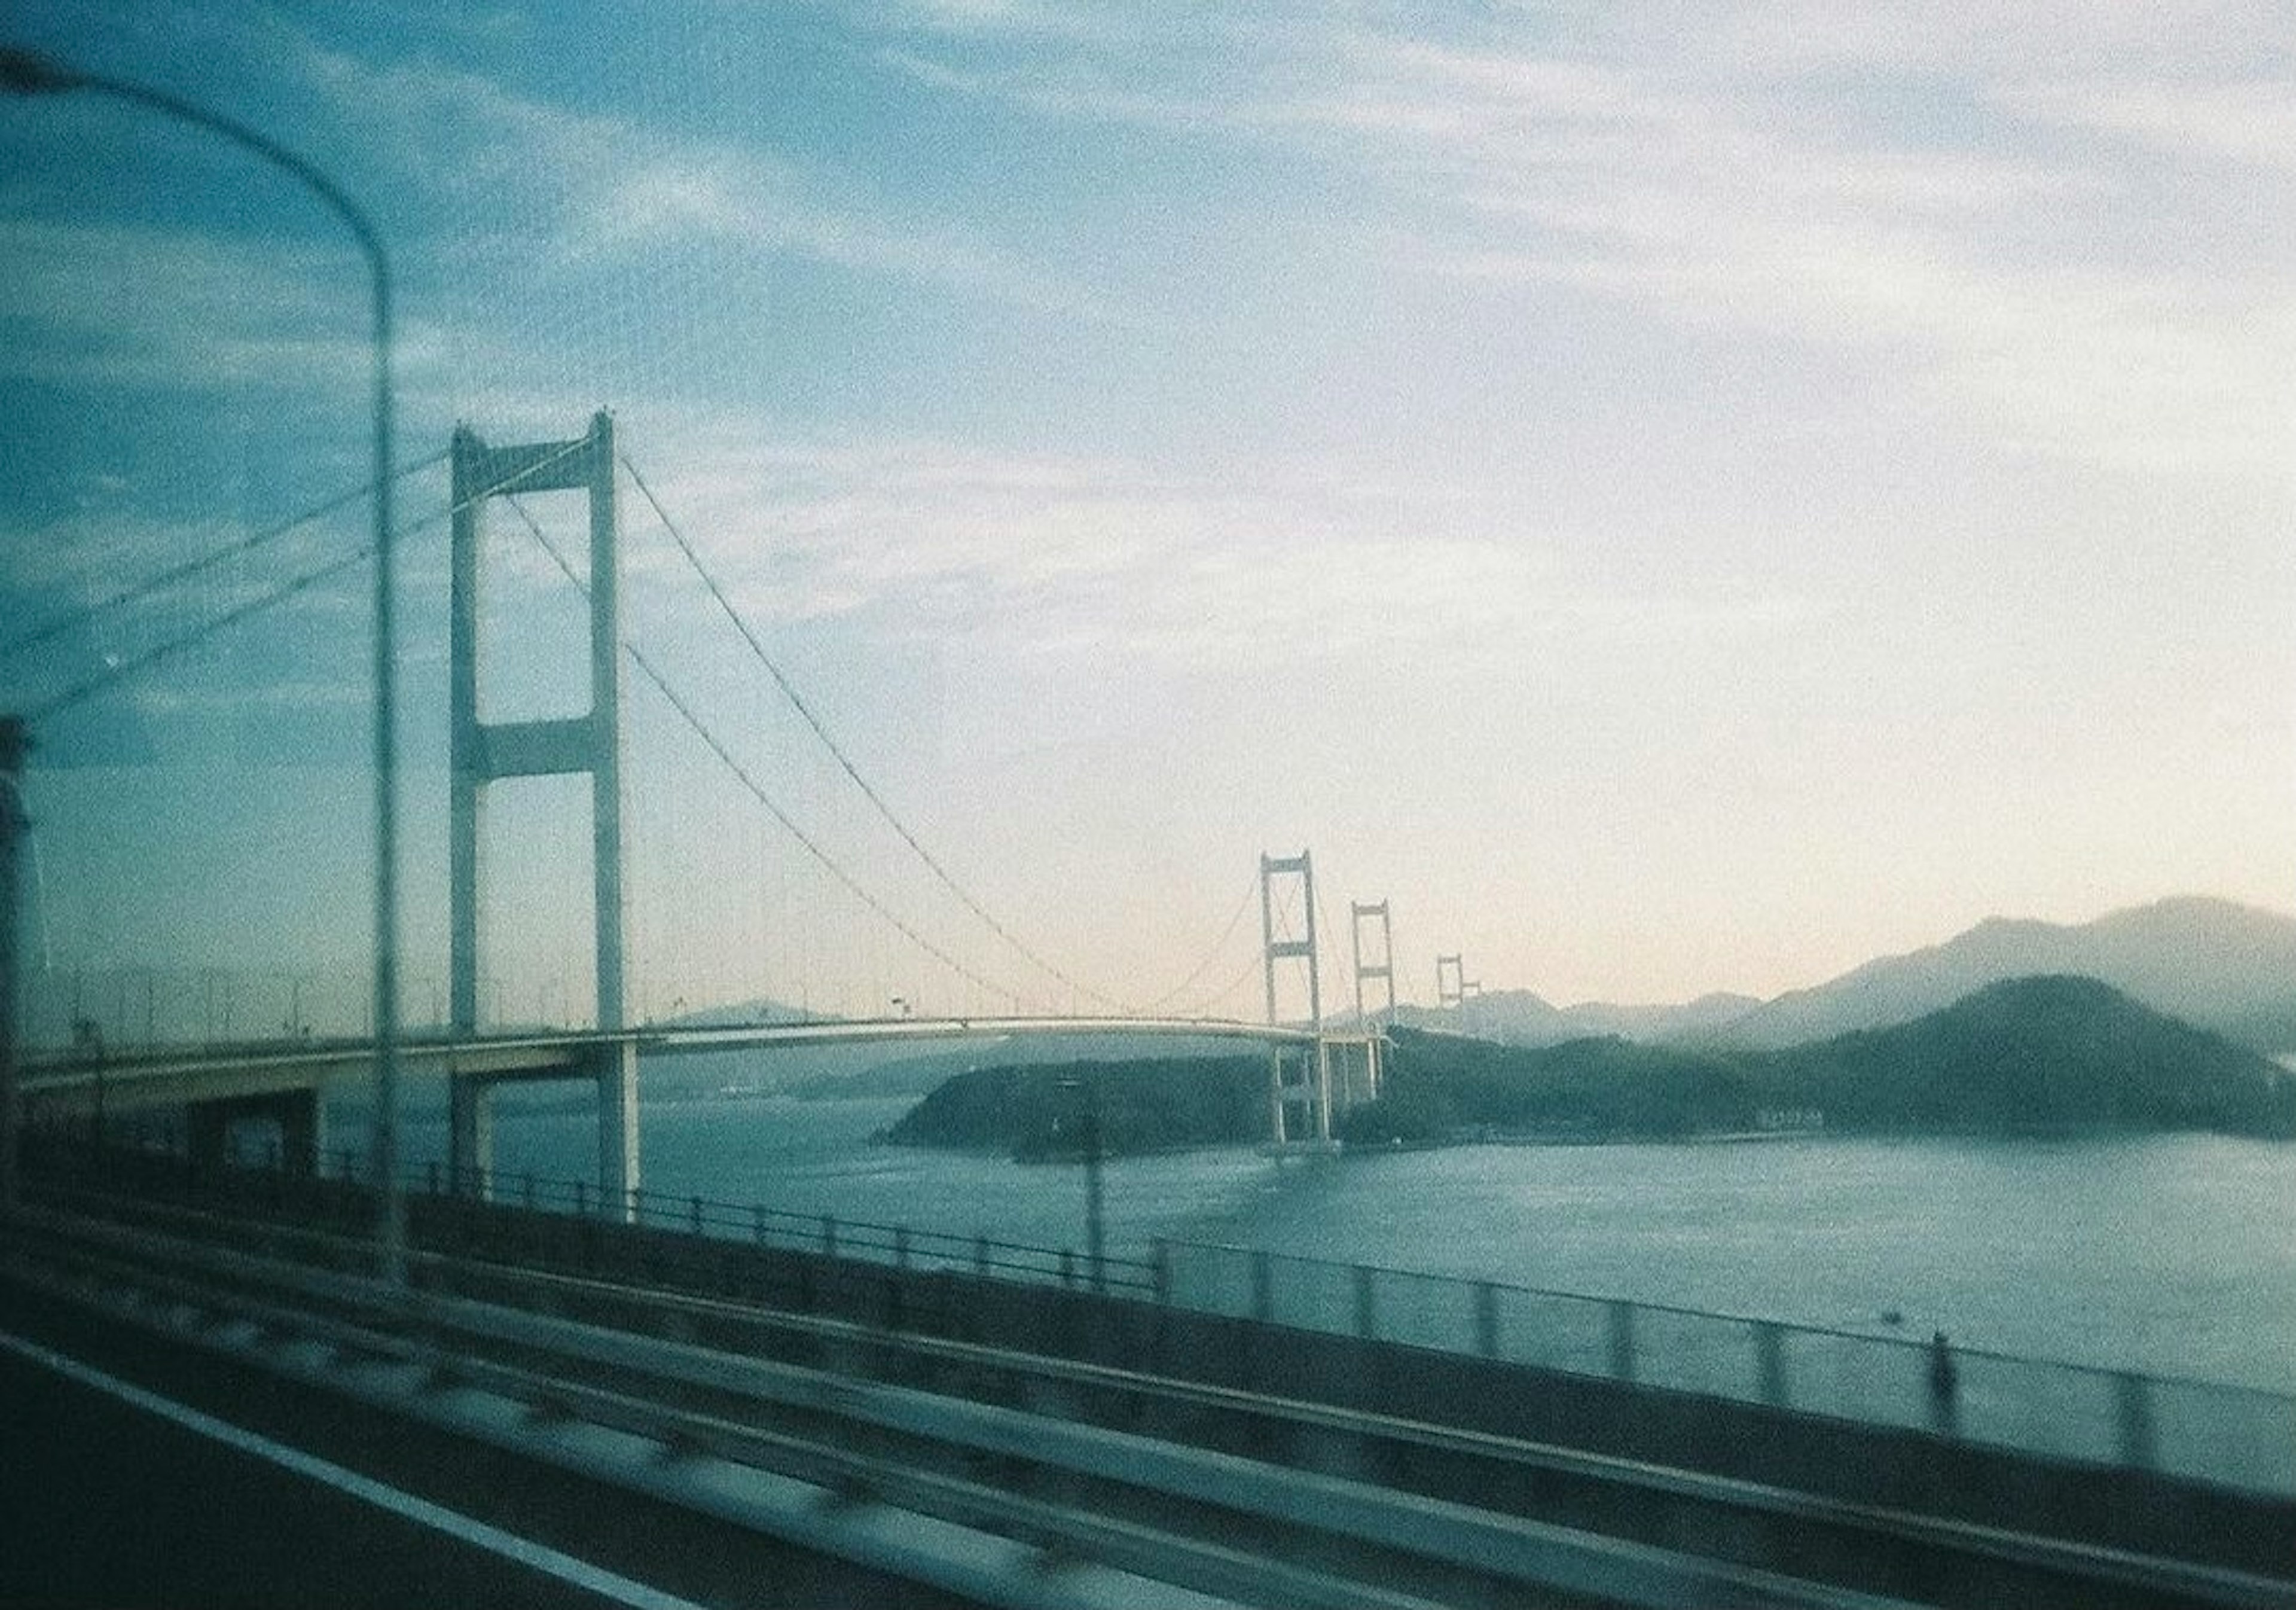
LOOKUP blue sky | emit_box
[5,2,2294,1036]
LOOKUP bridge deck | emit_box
[20,1014,1335,1114]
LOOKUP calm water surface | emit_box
[400,1087,2296,1392]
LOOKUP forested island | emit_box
[885,1054,1272,1160]
[883,975,2296,1157]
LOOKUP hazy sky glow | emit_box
[4,2,2294,1036]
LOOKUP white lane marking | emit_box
[0,1327,707,1610]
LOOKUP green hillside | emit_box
[886,976,2296,1156]
[1757,974,2296,1135]
[884,1056,1268,1157]
[1341,1030,1755,1143]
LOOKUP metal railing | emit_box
[401,1153,1164,1299]
[1153,1239,2296,1498]
[23,1123,2291,1498]
[22,1124,1161,1300]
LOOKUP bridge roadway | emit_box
[19,1013,1364,1202]
[0,1263,984,1609]
[3,1165,2289,1609]
[20,1014,1322,1111]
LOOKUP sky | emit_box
[3,2,2294,1040]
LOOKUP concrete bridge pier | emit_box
[1327,1035,1382,1111]
[1268,1035,1384,1147]
[1268,1044,1330,1146]
[448,1045,637,1221]
[187,1089,325,1177]
[595,1041,637,1221]
[447,1074,496,1198]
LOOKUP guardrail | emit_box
[19,1124,1162,1301]
[25,1124,2293,1499]
[402,1153,1165,1300]
[1155,1239,2296,1498]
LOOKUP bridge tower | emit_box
[1345,899,1393,1109]
[1351,900,1394,1027]
[447,413,637,1212]
[1436,953,1466,1010]
[1260,851,1326,1144]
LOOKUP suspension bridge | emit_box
[7,422,2291,1606]
[5,413,1395,1209]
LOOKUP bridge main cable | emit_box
[496,496,1030,1013]
[0,448,450,667]
[23,439,593,725]
[1131,874,1261,1018]
[618,452,1129,1016]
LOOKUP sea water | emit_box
[396,1090,2296,1392]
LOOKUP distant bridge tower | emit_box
[1260,851,1326,1144]
[1342,899,1393,1112]
[447,413,637,1213]
[1351,900,1394,1026]
[1436,953,1465,1010]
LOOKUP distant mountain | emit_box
[1708,897,2296,1053]
[1755,975,2296,1136]
[895,976,2296,1154]
[650,997,820,1030]
[1389,989,1762,1048]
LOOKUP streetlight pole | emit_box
[1,47,405,1282]
[1058,1074,1107,1291]
[0,718,27,1221]
[1084,1085,1106,1291]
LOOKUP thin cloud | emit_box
[590,153,1133,327]
[613,429,1825,675]
[2002,77,2296,173]
[0,218,373,394]
[1581,0,2288,77]
[1301,36,2292,478]
[880,13,2294,480]
[278,37,1126,324]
